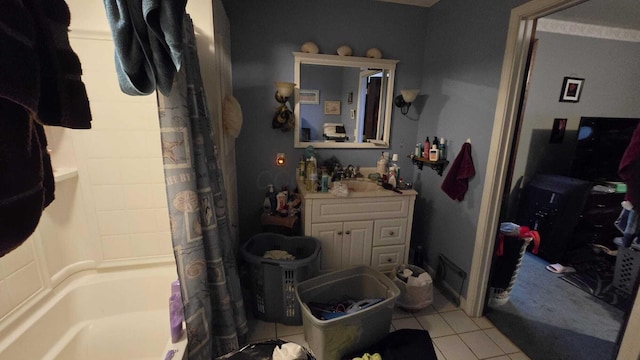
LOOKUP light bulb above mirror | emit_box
[394,89,420,115]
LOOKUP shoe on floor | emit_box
[546,263,576,274]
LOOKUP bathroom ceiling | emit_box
[375,0,439,7]
[377,0,640,30]
[545,0,640,30]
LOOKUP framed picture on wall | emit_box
[324,101,341,115]
[559,77,584,103]
[299,89,319,104]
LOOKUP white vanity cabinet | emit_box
[298,181,417,274]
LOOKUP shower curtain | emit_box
[157,15,247,359]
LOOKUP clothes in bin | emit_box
[295,266,400,360]
[241,233,321,325]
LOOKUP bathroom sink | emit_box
[335,179,381,192]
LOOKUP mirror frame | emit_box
[293,52,399,148]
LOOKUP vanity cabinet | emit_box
[298,182,417,274]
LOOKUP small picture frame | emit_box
[299,89,319,104]
[549,118,567,144]
[559,77,584,103]
[324,100,341,115]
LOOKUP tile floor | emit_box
[246,288,530,360]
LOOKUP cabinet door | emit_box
[342,221,374,268]
[371,245,405,273]
[311,222,344,273]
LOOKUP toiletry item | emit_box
[170,292,184,343]
[429,144,439,161]
[298,158,305,180]
[439,137,446,160]
[414,143,422,157]
[423,137,430,158]
[388,168,397,188]
[268,184,277,214]
[276,191,287,211]
[321,171,329,192]
[414,245,424,267]
[169,280,184,343]
[432,137,439,150]
[263,195,271,214]
[307,157,318,192]
[376,152,388,175]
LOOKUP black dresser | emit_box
[571,190,625,250]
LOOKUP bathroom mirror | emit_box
[293,52,398,148]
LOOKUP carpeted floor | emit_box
[485,252,626,360]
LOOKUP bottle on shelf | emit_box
[422,137,430,158]
[429,144,440,161]
[439,137,446,160]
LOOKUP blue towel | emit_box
[103,0,187,96]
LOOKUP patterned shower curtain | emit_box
[157,15,247,359]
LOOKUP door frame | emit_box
[465,0,640,357]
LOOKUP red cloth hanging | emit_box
[441,142,475,201]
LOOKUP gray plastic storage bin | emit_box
[295,266,400,360]
[241,233,321,325]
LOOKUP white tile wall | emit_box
[0,32,173,322]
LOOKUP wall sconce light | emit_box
[394,89,420,115]
[275,153,286,166]
[273,82,296,131]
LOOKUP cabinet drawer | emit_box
[371,245,405,273]
[312,197,409,223]
[373,218,407,246]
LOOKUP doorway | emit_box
[465,0,640,358]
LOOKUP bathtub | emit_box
[0,264,187,360]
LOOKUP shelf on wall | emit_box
[53,167,79,183]
[408,155,449,176]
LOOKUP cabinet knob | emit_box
[387,258,392,263]
[338,231,343,235]
[345,230,351,235]
[389,231,395,236]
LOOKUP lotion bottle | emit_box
[429,144,440,161]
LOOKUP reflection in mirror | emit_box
[293,52,398,148]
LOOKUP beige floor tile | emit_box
[416,313,456,338]
[471,316,494,330]
[484,328,521,354]
[508,352,531,360]
[276,323,304,337]
[391,316,423,330]
[247,319,277,341]
[432,290,458,313]
[433,344,446,360]
[441,310,480,333]
[433,335,478,360]
[485,356,511,360]
[459,330,505,359]
[392,305,416,319]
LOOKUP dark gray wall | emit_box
[513,31,640,193]
[412,0,528,295]
[222,0,428,241]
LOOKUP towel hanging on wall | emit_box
[441,141,475,201]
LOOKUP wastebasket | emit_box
[392,264,433,311]
[295,266,400,360]
[241,233,321,325]
[489,228,535,306]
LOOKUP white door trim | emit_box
[466,0,640,357]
